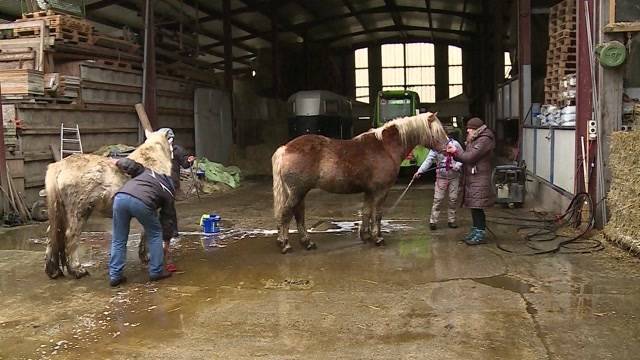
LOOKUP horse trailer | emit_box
[287,90,354,140]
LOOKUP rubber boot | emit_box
[463,227,478,241]
[465,229,487,245]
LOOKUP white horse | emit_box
[44,129,173,279]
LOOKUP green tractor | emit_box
[373,90,427,168]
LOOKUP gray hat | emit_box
[158,128,175,139]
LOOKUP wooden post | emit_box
[142,0,157,141]
[223,0,235,144]
[596,0,624,227]
[575,0,593,196]
[0,84,7,216]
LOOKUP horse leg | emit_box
[372,191,390,246]
[138,230,149,265]
[277,192,304,254]
[44,226,64,279]
[294,199,316,250]
[64,215,89,279]
[359,193,374,243]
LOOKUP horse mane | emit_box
[365,112,447,149]
[127,131,172,175]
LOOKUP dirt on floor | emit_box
[1,179,640,360]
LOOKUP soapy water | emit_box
[22,220,416,254]
[178,220,416,251]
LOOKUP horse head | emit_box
[128,129,173,175]
[423,111,449,150]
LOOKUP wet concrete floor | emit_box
[1,179,640,359]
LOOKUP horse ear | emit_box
[427,112,438,123]
[144,129,153,139]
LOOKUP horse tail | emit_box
[44,163,67,278]
[272,146,289,219]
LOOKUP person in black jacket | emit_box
[160,128,195,194]
[109,158,175,286]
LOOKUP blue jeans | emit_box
[109,193,164,280]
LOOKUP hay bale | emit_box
[604,131,640,252]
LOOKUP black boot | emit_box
[150,271,172,282]
[110,276,127,287]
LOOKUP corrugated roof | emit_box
[0,0,485,70]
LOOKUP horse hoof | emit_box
[45,267,64,279]
[305,242,317,250]
[281,244,292,254]
[45,261,63,279]
[69,268,89,279]
[375,238,385,247]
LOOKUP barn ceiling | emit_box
[0,0,488,71]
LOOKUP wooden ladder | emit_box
[60,123,83,158]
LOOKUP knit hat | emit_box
[466,117,484,129]
[158,128,175,139]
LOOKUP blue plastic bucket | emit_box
[201,214,221,234]
[202,217,215,234]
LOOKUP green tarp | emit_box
[196,158,241,189]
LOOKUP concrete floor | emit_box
[1,179,640,360]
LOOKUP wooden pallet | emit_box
[547,52,576,62]
[94,59,133,70]
[21,10,56,19]
[545,0,577,105]
[0,69,44,95]
[550,29,576,40]
[17,13,92,34]
[1,94,75,104]
[15,27,92,44]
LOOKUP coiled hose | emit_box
[489,192,603,255]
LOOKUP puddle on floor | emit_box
[473,275,535,294]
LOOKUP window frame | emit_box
[447,45,463,98]
[354,47,370,103]
[381,43,436,103]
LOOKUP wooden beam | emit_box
[384,0,408,39]
[142,0,157,130]
[459,0,468,31]
[343,0,371,32]
[425,0,435,41]
[155,0,257,55]
[239,0,305,38]
[321,25,472,43]
[604,22,640,32]
[85,0,130,12]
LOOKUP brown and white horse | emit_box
[44,130,173,279]
[271,112,447,253]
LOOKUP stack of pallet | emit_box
[14,10,93,45]
[0,49,36,70]
[0,69,44,95]
[44,73,80,99]
[544,0,577,106]
[560,73,576,104]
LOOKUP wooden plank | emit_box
[0,70,45,95]
[604,21,640,32]
[49,144,61,161]
[135,103,154,132]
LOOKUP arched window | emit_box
[355,48,369,103]
[448,45,463,98]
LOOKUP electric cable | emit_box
[489,192,603,255]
